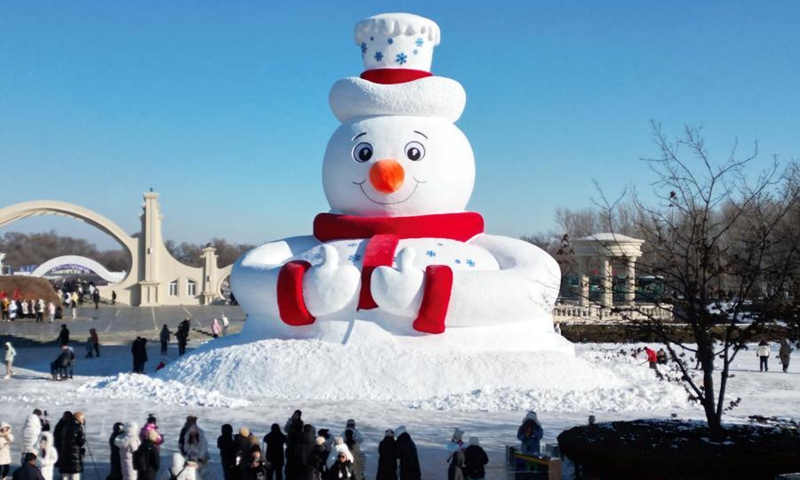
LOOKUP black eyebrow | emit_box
[413,131,428,139]
[352,132,367,141]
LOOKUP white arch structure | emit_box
[29,255,127,284]
[0,194,231,306]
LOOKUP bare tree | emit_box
[600,122,800,438]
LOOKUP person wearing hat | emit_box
[138,416,163,450]
[21,410,43,463]
[0,422,14,480]
[340,420,363,446]
[446,428,465,456]
[184,425,209,479]
[11,452,44,480]
[114,421,140,480]
[325,441,354,480]
[517,412,543,455]
[3,342,15,379]
[216,424,236,480]
[35,432,57,480]
[463,437,488,480]
[376,430,397,480]
[106,423,124,480]
[307,436,328,478]
[343,429,364,480]
[394,427,420,480]
[133,430,160,480]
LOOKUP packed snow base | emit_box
[91,337,689,413]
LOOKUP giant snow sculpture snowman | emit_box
[233,13,572,354]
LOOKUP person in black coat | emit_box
[263,423,286,480]
[58,325,70,346]
[12,453,45,480]
[218,424,237,480]
[325,451,354,480]
[59,411,86,476]
[376,429,397,480]
[393,427,420,480]
[107,422,126,480]
[134,431,160,480]
[52,411,72,471]
[463,437,488,480]
[283,415,305,480]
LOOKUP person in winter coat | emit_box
[11,453,44,480]
[283,417,307,480]
[133,430,160,480]
[35,432,57,480]
[445,428,465,463]
[52,412,72,472]
[446,450,465,480]
[343,431,364,480]
[644,347,658,369]
[462,437,488,480]
[340,421,363,446]
[138,417,163,450]
[211,319,221,339]
[159,453,195,480]
[21,410,43,463]
[217,424,237,480]
[114,421,140,480]
[240,449,267,480]
[517,411,543,455]
[376,430,396,480]
[89,329,100,358]
[325,450,354,480]
[3,342,15,379]
[0,422,14,480]
[107,423,125,480]
[324,438,353,471]
[779,338,793,373]
[58,411,85,479]
[263,424,285,480]
[393,427,420,480]
[58,325,70,347]
[757,340,771,372]
[307,437,328,480]
[178,417,198,456]
[184,426,209,480]
[292,424,315,480]
[159,326,170,356]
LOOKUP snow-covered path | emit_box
[0,338,796,479]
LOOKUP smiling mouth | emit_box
[353,178,425,205]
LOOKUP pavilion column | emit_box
[625,257,637,305]
[579,257,590,307]
[600,256,612,307]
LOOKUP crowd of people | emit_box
[0,281,114,325]
[0,408,546,480]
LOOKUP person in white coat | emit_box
[36,431,58,480]
[159,453,196,480]
[325,437,354,470]
[20,410,43,463]
[0,422,13,480]
[3,343,15,379]
[114,421,140,480]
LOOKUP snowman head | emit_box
[323,13,475,218]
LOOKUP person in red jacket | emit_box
[644,347,658,369]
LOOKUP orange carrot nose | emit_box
[369,159,405,194]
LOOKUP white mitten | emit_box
[371,247,424,317]
[303,245,361,317]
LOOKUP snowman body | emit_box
[232,13,571,354]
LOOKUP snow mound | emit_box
[77,373,251,408]
[156,337,690,412]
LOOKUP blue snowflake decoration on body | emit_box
[361,42,367,55]
[395,52,407,65]
[387,38,394,44]
[455,259,462,264]
[374,51,383,62]
[348,253,362,262]
[416,38,424,47]
[466,259,476,267]
[426,250,437,258]
[370,36,374,41]
[413,49,418,55]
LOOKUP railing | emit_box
[553,302,673,323]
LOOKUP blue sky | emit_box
[1,1,798,250]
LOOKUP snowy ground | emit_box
[0,336,797,479]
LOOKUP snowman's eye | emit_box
[405,141,425,161]
[352,142,373,163]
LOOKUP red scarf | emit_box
[313,212,484,242]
